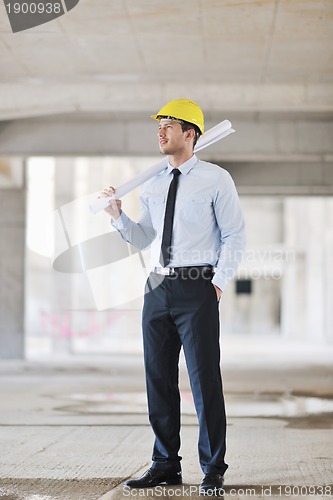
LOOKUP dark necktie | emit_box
[160,168,181,267]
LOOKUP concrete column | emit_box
[0,186,26,358]
[323,199,333,344]
[281,197,333,343]
[305,199,325,342]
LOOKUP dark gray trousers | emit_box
[142,271,228,475]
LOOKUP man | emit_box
[101,99,245,495]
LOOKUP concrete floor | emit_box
[0,337,332,500]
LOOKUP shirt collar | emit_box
[166,154,198,175]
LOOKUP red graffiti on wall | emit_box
[39,309,125,338]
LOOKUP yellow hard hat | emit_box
[151,99,204,134]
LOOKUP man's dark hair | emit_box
[180,121,201,148]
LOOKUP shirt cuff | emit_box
[211,273,228,293]
[111,211,128,230]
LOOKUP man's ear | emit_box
[185,128,195,143]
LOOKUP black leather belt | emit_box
[153,265,214,278]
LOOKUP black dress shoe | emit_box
[124,467,182,488]
[199,473,224,496]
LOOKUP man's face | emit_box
[157,119,187,155]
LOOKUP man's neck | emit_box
[168,151,194,168]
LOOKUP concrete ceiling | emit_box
[0,0,333,121]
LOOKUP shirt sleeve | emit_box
[211,171,246,291]
[111,191,156,250]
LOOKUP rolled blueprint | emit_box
[89,119,235,214]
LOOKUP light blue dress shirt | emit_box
[112,154,245,291]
